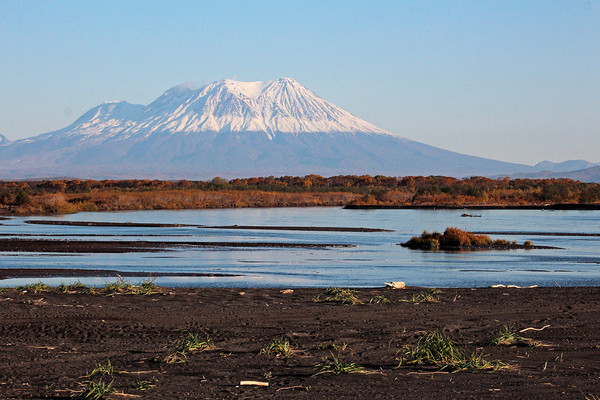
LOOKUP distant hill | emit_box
[0,78,538,179]
[508,165,600,183]
[533,160,599,173]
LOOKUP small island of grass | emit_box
[401,227,537,250]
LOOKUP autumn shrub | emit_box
[402,228,495,249]
[443,227,491,247]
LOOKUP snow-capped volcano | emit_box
[61,78,389,140]
[0,78,534,179]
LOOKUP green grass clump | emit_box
[489,325,536,346]
[16,282,52,293]
[321,287,362,305]
[164,332,213,363]
[400,330,507,372]
[68,281,89,290]
[260,338,294,357]
[102,276,160,296]
[174,332,213,353]
[370,295,391,304]
[314,354,370,376]
[401,288,441,303]
[89,359,114,377]
[56,281,89,293]
[76,378,114,400]
[132,377,158,391]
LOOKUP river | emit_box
[1,207,599,288]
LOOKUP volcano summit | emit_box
[0,78,530,179]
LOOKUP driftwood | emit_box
[385,281,406,289]
[240,381,269,387]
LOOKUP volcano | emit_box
[0,78,532,179]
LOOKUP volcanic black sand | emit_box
[0,268,238,280]
[1,286,599,399]
[0,239,352,253]
[25,220,389,232]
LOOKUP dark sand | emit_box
[473,231,600,237]
[202,225,392,232]
[0,239,352,253]
[1,287,599,399]
[26,220,388,232]
[0,268,239,280]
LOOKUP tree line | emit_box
[1,175,599,214]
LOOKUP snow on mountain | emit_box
[0,78,537,180]
[51,78,389,141]
[0,134,9,145]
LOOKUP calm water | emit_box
[1,207,599,288]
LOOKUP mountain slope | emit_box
[0,78,534,179]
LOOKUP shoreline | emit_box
[1,286,598,399]
[344,203,600,210]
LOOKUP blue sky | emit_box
[1,1,598,165]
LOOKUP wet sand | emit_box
[0,287,598,399]
[202,225,392,232]
[0,268,239,280]
[26,220,389,232]
[0,239,352,253]
[473,231,600,237]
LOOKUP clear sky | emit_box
[1,1,598,165]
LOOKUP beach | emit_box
[1,286,599,399]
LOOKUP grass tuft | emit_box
[16,282,52,293]
[89,359,114,377]
[489,325,536,346]
[322,287,362,305]
[401,288,441,303]
[370,295,391,304]
[164,332,213,363]
[102,276,160,296]
[314,354,370,376]
[260,338,293,357]
[400,330,507,372]
[174,332,213,353]
[132,376,158,391]
[76,378,114,400]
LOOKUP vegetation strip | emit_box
[2,176,600,215]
